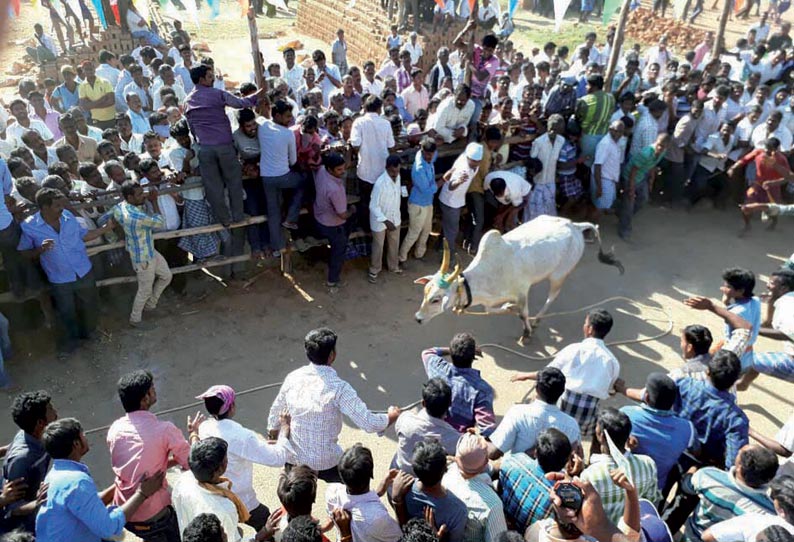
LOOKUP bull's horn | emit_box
[440,239,451,275]
[446,262,462,283]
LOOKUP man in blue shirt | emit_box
[720,267,762,372]
[620,373,695,493]
[36,417,164,542]
[399,137,437,265]
[18,187,113,357]
[3,390,58,533]
[422,332,496,437]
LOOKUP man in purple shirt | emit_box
[183,64,265,278]
[313,152,355,288]
[421,332,496,436]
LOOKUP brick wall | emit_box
[296,0,466,75]
[38,27,137,84]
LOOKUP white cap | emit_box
[465,142,484,161]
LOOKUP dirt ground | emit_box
[1,4,793,540]
[1,202,793,540]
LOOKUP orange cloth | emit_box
[198,478,250,523]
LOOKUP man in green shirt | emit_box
[575,74,616,167]
[618,133,669,240]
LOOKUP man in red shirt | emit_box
[729,136,792,234]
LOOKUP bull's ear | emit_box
[414,276,434,285]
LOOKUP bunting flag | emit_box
[9,0,20,16]
[183,0,200,28]
[734,0,746,13]
[673,0,687,19]
[508,0,518,16]
[468,0,476,14]
[601,0,620,24]
[90,0,108,28]
[434,0,445,8]
[206,0,220,19]
[553,0,571,30]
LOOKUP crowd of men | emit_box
[1,0,794,540]
[1,271,794,542]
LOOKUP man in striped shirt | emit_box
[575,74,616,166]
[108,180,172,328]
[685,445,778,540]
[580,408,661,525]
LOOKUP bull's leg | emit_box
[529,278,566,325]
[518,290,532,346]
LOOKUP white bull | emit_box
[414,216,624,342]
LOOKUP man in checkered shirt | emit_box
[267,328,401,482]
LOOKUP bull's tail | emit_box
[573,222,625,275]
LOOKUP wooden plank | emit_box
[95,254,255,286]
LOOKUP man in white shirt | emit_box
[326,444,402,542]
[513,309,619,439]
[362,61,384,97]
[751,110,793,151]
[258,99,303,255]
[748,13,771,43]
[439,143,482,261]
[477,0,499,29]
[267,328,400,481]
[368,155,403,283]
[490,367,581,458]
[404,32,423,66]
[96,50,121,89]
[197,385,293,531]
[430,85,475,144]
[378,47,402,81]
[26,23,58,63]
[591,120,624,214]
[312,49,342,108]
[151,65,186,111]
[483,170,531,232]
[282,48,304,98]
[6,99,54,147]
[172,438,247,542]
[350,95,395,230]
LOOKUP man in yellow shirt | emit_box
[78,60,116,129]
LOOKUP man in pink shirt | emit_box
[452,20,499,139]
[107,370,204,542]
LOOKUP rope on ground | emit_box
[479,296,675,361]
[83,383,422,436]
[83,297,672,435]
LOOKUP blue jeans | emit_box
[243,177,270,252]
[618,179,649,237]
[262,172,306,250]
[131,30,166,47]
[316,220,350,283]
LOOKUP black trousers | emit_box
[50,270,99,352]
